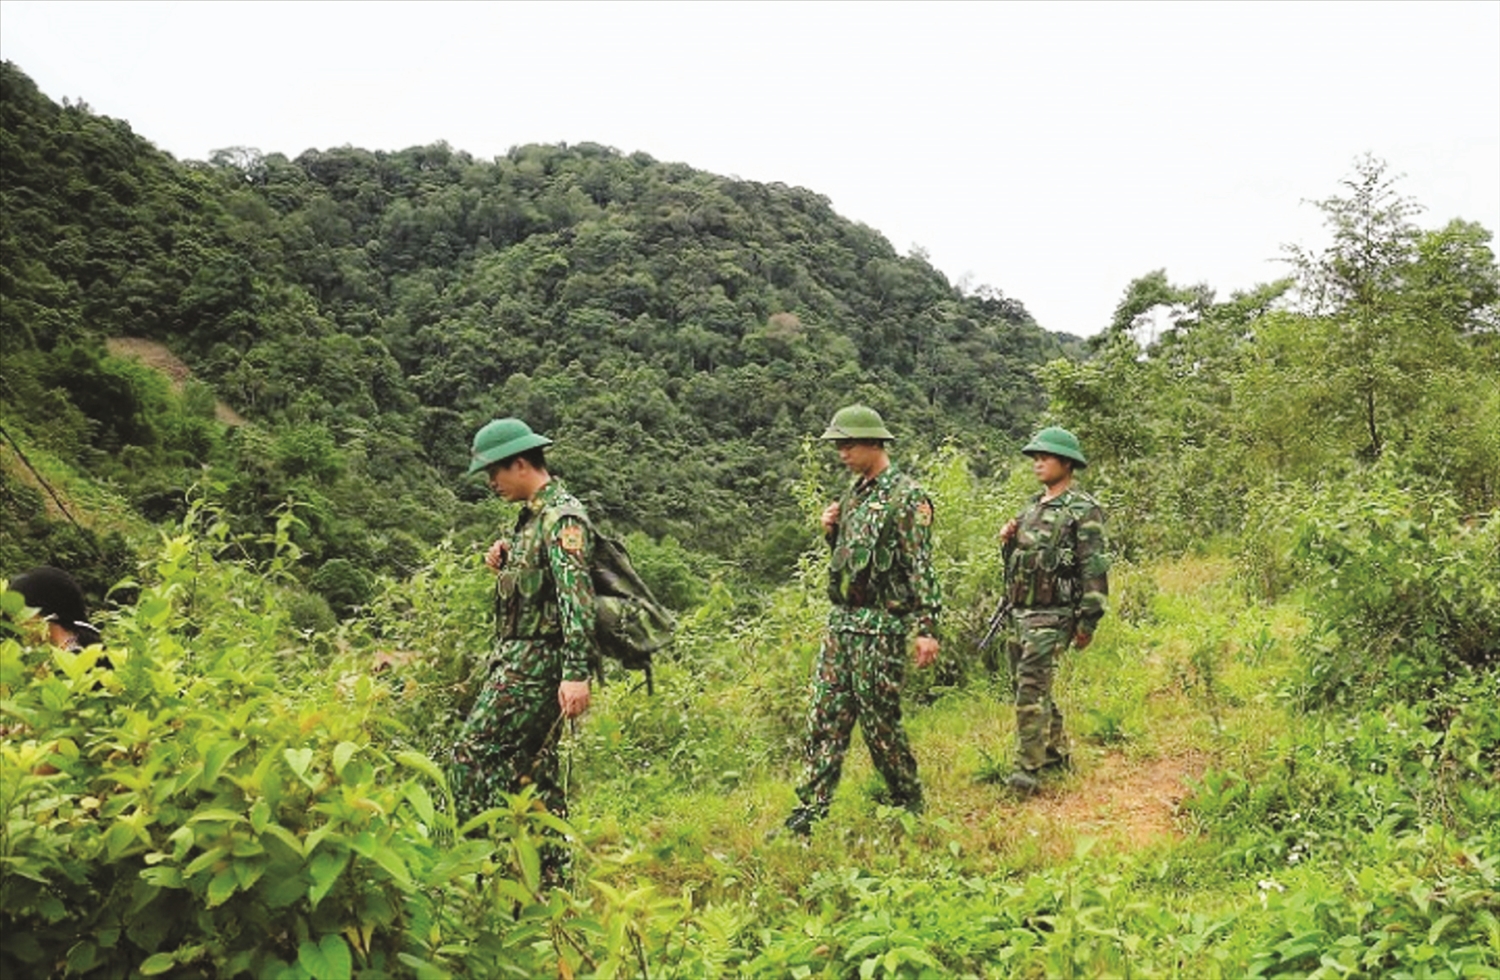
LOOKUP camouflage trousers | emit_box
[1006,609,1075,772]
[795,630,922,815]
[450,640,568,823]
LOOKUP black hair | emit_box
[6,565,102,645]
[498,447,548,472]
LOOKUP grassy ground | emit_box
[574,553,1279,875]
[553,551,1494,976]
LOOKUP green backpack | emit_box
[549,506,676,694]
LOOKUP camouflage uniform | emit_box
[450,480,596,821]
[793,464,942,820]
[1003,487,1109,773]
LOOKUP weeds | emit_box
[3,452,1496,978]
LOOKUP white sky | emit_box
[2,0,1497,337]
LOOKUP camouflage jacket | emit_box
[826,463,942,637]
[493,480,597,682]
[1005,485,1110,635]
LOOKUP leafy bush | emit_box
[0,512,711,979]
[1286,475,1499,705]
[1188,669,1499,867]
[1243,845,1500,979]
[1,516,478,977]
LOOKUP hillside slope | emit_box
[1,59,1064,596]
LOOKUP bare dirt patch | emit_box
[950,748,1211,869]
[105,337,245,426]
[1033,750,1209,851]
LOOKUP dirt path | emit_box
[1031,750,1208,850]
[944,746,1210,867]
[105,337,245,426]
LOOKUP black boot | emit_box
[1041,748,1072,773]
[784,806,819,837]
[1006,769,1040,797]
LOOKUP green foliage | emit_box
[3,59,1064,608]
[1039,158,1499,568]
[3,443,1497,978]
[0,507,754,980]
[340,541,497,761]
[4,61,1499,980]
[2,525,461,976]
[1282,475,1499,704]
[621,531,712,611]
[308,558,374,619]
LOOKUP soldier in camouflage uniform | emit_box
[998,426,1109,796]
[450,418,596,836]
[782,405,942,836]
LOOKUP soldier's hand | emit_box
[1000,518,1019,543]
[558,680,591,718]
[1073,631,1093,651]
[821,501,841,533]
[485,539,510,572]
[914,636,939,668]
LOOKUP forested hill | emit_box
[0,60,1063,608]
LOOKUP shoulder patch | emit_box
[558,522,586,555]
[915,500,933,527]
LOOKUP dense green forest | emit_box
[1,58,1062,618]
[3,58,1499,979]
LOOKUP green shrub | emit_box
[1,515,722,979]
[1288,475,1499,705]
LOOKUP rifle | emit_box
[976,595,1012,652]
[977,536,1018,652]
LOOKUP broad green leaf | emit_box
[261,823,305,859]
[262,869,307,909]
[332,741,358,777]
[231,837,265,858]
[0,642,25,687]
[104,820,144,860]
[185,845,229,877]
[514,837,541,894]
[406,782,436,825]
[233,858,265,890]
[168,824,195,860]
[308,848,350,909]
[371,845,413,889]
[64,940,96,974]
[206,867,238,907]
[396,952,454,980]
[139,952,177,976]
[395,749,447,787]
[304,824,335,856]
[189,808,246,825]
[140,866,184,888]
[284,747,315,784]
[203,739,247,787]
[340,759,374,788]
[490,877,533,907]
[298,934,353,980]
[1428,913,1457,945]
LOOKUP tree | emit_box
[1283,155,1435,459]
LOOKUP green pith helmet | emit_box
[467,418,553,476]
[820,404,895,441]
[1022,426,1087,468]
